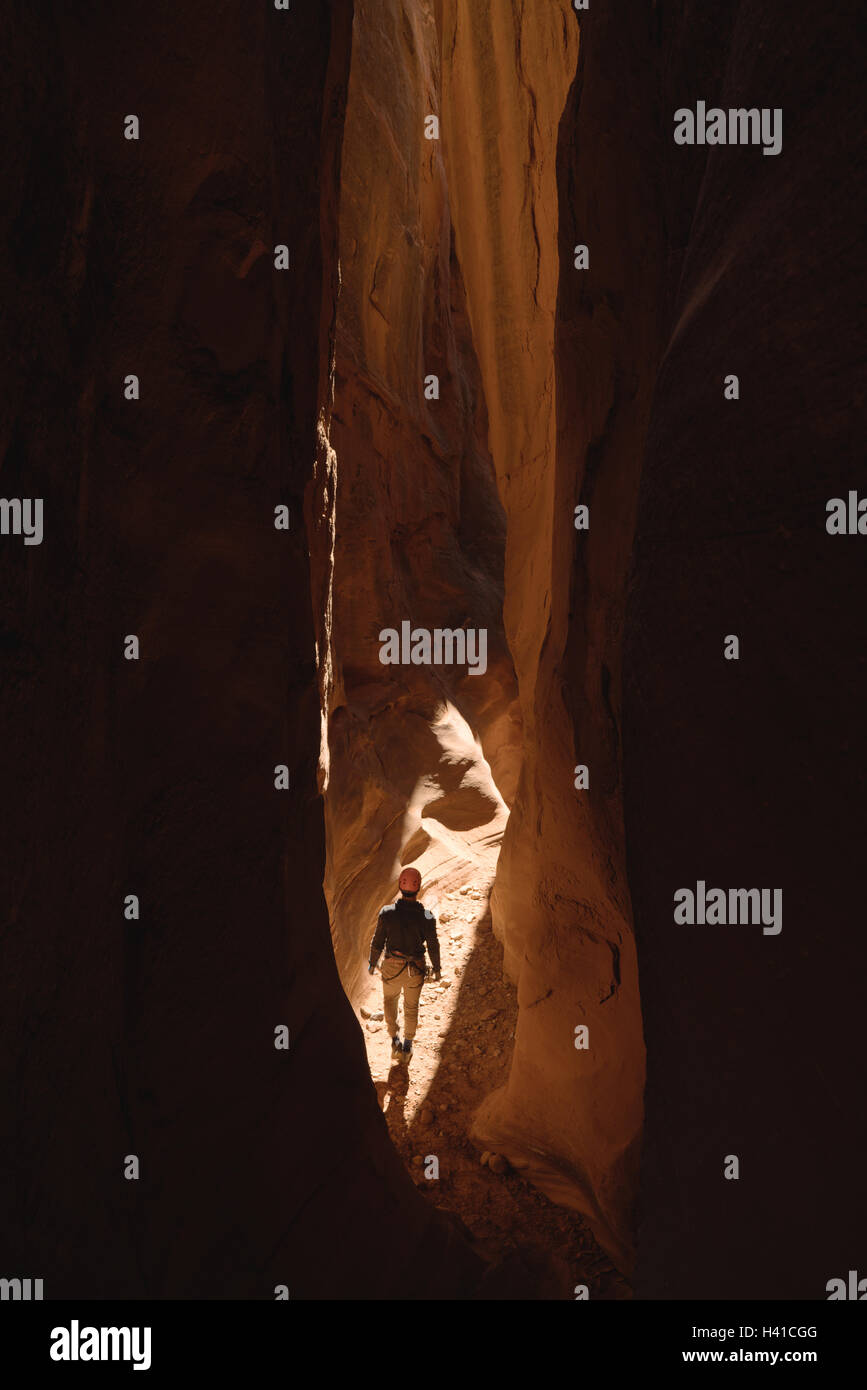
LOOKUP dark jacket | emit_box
[369,896,440,973]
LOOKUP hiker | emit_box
[368,867,440,1058]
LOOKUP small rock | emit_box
[360,1007,372,1019]
[488,1153,510,1175]
[480,1151,492,1167]
[480,1007,500,1022]
[366,1023,381,1033]
[370,1011,383,1021]
[419,1107,433,1125]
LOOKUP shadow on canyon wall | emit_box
[1,0,864,1300]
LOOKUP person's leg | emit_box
[403,966,424,1040]
[380,959,403,1039]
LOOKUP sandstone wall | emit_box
[622,0,867,1298]
[0,0,480,1299]
[5,0,863,1302]
[322,0,521,1008]
[319,1,650,1271]
[435,0,647,1269]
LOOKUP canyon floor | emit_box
[358,879,630,1299]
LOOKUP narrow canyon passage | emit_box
[4,0,862,1309]
[317,0,643,1291]
[359,876,629,1297]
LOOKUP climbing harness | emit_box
[384,948,426,980]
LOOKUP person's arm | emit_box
[422,909,440,975]
[368,911,388,972]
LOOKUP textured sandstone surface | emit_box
[1,0,480,1299]
[622,0,867,1298]
[435,0,646,1269]
[321,0,647,1272]
[4,0,864,1303]
[321,0,520,1009]
[327,0,866,1291]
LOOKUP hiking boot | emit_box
[402,1038,413,1056]
[391,1035,402,1056]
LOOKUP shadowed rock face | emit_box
[4,0,863,1302]
[325,0,866,1290]
[435,0,646,1270]
[0,0,481,1300]
[622,0,867,1299]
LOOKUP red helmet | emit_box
[398,866,422,895]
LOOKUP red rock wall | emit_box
[322,0,521,1007]
[435,0,646,1270]
[622,0,867,1298]
[322,2,647,1272]
[0,0,480,1300]
[5,0,863,1302]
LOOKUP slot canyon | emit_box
[1,0,864,1304]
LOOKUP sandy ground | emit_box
[358,881,630,1299]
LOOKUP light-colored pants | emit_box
[381,956,425,1040]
